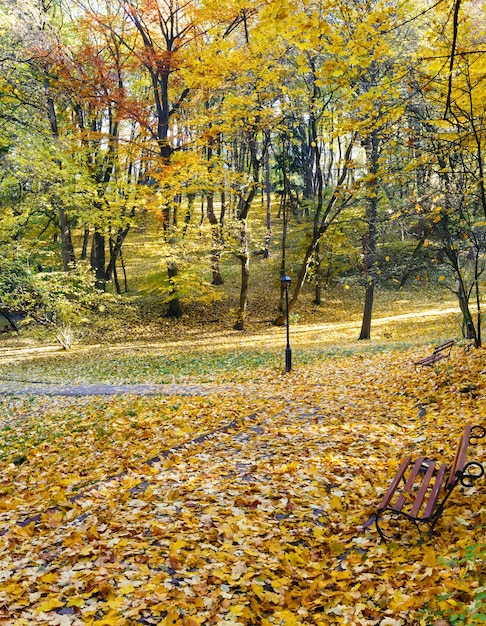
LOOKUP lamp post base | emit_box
[285,347,292,373]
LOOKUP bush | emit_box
[0,255,120,344]
[0,256,43,315]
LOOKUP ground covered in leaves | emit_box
[0,341,485,625]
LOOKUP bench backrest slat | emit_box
[434,340,455,353]
[422,462,448,520]
[447,424,472,489]
[409,460,437,518]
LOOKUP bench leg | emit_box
[375,510,432,544]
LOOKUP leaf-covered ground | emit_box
[0,341,485,625]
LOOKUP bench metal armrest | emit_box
[459,461,485,487]
[469,425,486,445]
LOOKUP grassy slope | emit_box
[0,283,462,385]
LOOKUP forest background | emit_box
[0,0,485,344]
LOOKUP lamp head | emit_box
[281,275,291,288]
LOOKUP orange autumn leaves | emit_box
[0,346,485,624]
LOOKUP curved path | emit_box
[0,303,460,398]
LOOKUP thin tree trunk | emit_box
[454,279,476,342]
[120,247,128,292]
[234,228,250,330]
[59,205,75,272]
[359,284,375,340]
[166,262,183,318]
[206,136,224,285]
[314,242,322,305]
[111,243,121,295]
[44,75,75,271]
[233,130,268,330]
[264,133,272,259]
[279,187,289,314]
[234,216,252,330]
[105,226,130,283]
[475,275,482,347]
[81,226,90,260]
[207,192,224,285]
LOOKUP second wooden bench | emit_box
[414,339,456,369]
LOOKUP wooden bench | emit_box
[375,423,485,542]
[414,339,455,369]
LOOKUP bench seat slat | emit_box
[377,456,413,513]
[391,456,425,513]
[414,340,455,367]
[415,354,446,366]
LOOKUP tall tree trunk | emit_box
[120,248,128,293]
[90,230,106,291]
[207,192,224,285]
[474,271,482,347]
[163,223,184,318]
[314,242,322,305]
[454,279,477,342]
[206,143,224,285]
[126,6,189,319]
[111,241,121,295]
[233,130,267,330]
[44,75,75,271]
[105,225,131,285]
[234,239,250,330]
[359,284,375,340]
[234,215,253,330]
[166,261,183,319]
[279,186,289,314]
[438,208,480,346]
[359,128,380,340]
[81,226,90,261]
[302,121,315,201]
[264,133,272,259]
[59,205,75,272]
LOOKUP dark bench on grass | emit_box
[375,423,485,542]
[414,339,455,369]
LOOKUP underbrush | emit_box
[1,281,461,349]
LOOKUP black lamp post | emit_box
[281,274,292,372]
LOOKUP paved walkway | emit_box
[0,380,215,397]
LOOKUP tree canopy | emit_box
[0,0,485,340]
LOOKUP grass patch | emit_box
[0,282,462,386]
